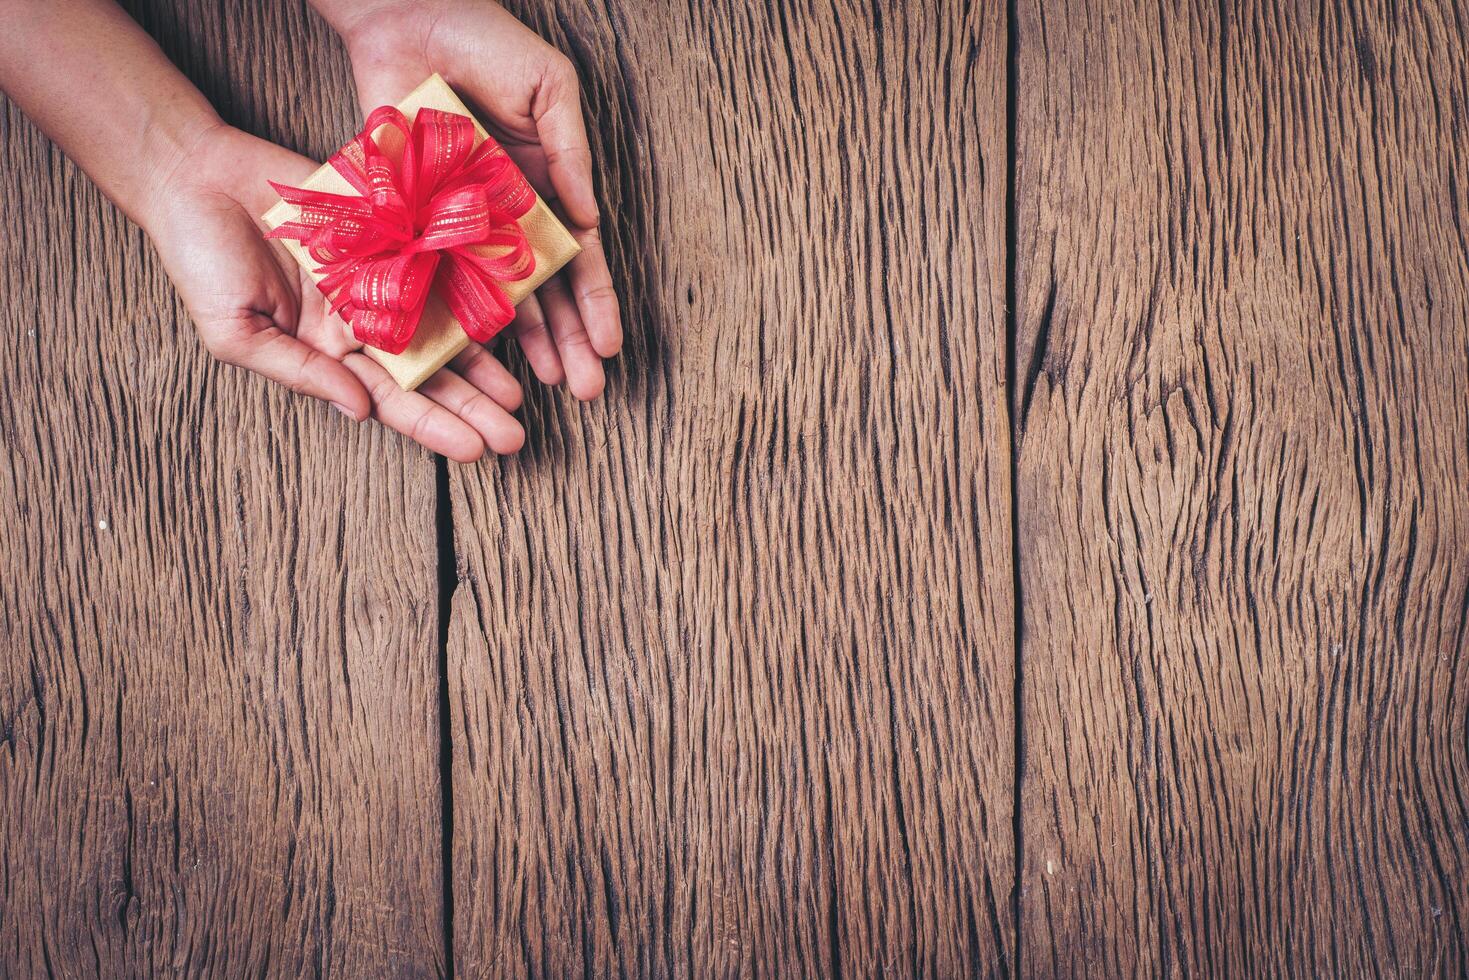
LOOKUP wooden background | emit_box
[1,0,1464,976]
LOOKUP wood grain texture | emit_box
[443,1,1016,976]
[8,0,1469,975]
[0,2,446,975]
[1013,0,1469,975]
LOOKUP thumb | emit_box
[530,55,600,229]
[210,318,371,421]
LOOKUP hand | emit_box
[332,0,623,401]
[145,124,527,461]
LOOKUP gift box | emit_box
[262,74,580,390]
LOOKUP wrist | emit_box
[328,0,439,57]
[137,121,240,241]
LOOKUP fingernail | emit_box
[330,401,355,419]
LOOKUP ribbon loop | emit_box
[267,106,537,355]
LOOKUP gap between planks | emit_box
[435,455,457,979]
[1004,0,1026,976]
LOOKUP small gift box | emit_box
[262,74,580,390]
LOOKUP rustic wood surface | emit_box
[0,2,448,976]
[1,1,1465,978]
[446,1,1014,976]
[1012,0,1469,976]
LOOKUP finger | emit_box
[537,274,605,401]
[533,56,599,228]
[449,343,523,411]
[419,369,525,455]
[211,317,370,420]
[343,352,486,462]
[565,225,622,358]
[510,293,565,386]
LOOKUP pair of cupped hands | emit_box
[151,1,620,461]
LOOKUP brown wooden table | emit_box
[3,1,1465,976]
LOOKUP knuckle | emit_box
[456,345,487,370]
[409,411,437,446]
[543,144,592,170]
[546,53,578,87]
[516,314,550,336]
[459,391,490,421]
[283,364,311,395]
[200,328,238,362]
[537,275,571,300]
[579,283,619,306]
[369,373,400,406]
[292,349,324,391]
[201,315,263,366]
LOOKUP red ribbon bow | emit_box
[267,106,536,354]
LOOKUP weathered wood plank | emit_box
[0,2,446,974]
[1013,0,1469,974]
[445,1,1016,975]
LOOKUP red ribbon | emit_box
[267,106,536,354]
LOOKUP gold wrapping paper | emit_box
[261,74,581,390]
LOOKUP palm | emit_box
[165,180,349,358]
[150,126,526,461]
